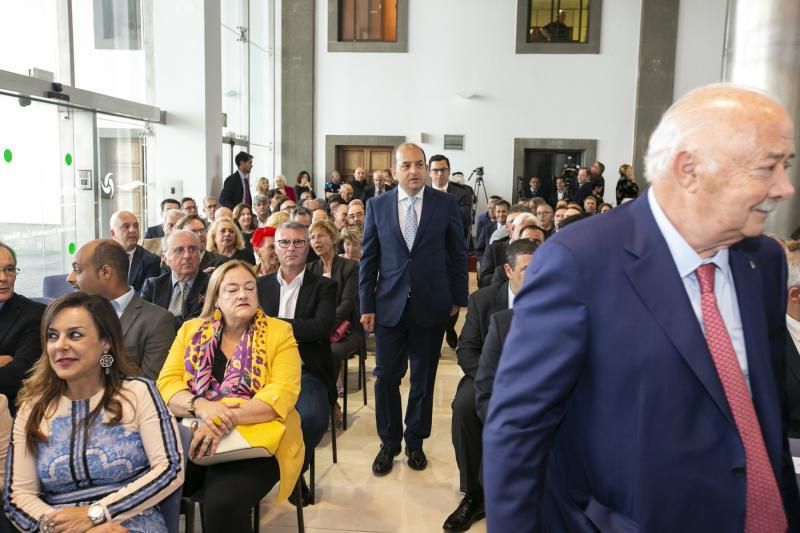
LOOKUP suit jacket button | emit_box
[731,466,745,477]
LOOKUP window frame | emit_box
[516,0,603,55]
[328,0,408,53]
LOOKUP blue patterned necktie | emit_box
[403,196,418,250]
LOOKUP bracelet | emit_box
[38,515,55,533]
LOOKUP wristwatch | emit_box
[87,504,107,526]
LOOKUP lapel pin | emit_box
[748,260,756,270]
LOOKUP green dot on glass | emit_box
[3,149,11,163]
[68,242,76,255]
[65,153,72,166]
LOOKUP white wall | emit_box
[314,0,642,203]
[673,0,727,99]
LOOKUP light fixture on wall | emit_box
[456,92,478,99]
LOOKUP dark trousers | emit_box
[451,375,483,496]
[374,300,446,450]
[184,457,280,533]
[295,370,330,470]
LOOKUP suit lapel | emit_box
[623,196,735,427]
[412,187,436,253]
[264,276,280,316]
[787,336,800,384]
[0,295,21,342]
[494,281,509,312]
[296,268,315,316]
[385,188,407,251]
[119,294,142,336]
[128,247,142,285]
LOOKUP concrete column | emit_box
[723,0,800,237]
[151,0,222,223]
[281,0,314,184]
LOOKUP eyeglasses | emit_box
[276,239,307,249]
[0,266,19,276]
[170,246,200,256]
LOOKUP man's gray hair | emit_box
[291,206,313,219]
[254,194,269,205]
[163,229,201,253]
[276,221,308,238]
[163,208,184,223]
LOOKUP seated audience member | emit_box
[141,230,210,328]
[67,240,176,379]
[340,224,363,262]
[295,170,315,200]
[616,163,640,205]
[349,167,368,200]
[560,212,587,229]
[5,292,183,532]
[181,197,198,216]
[307,220,362,398]
[549,177,571,206]
[267,211,290,228]
[304,198,326,212]
[255,176,270,197]
[203,196,220,225]
[328,195,345,215]
[785,240,800,437]
[0,242,46,408]
[254,194,271,227]
[215,206,233,220]
[362,170,393,202]
[521,176,545,200]
[479,205,531,287]
[333,203,349,232]
[487,204,531,246]
[599,202,614,213]
[583,195,598,215]
[268,189,287,216]
[0,394,11,482]
[145,198,180,239]
[556,199,569,209]
[110,211,161,293]
[273,174,297,202]
[489,215,543,285]
[535,203,555,237]
[445,239,538,532]
[476,197,503,260]
[251,227,280,276]
[281,199,297,215]
[207,216,256,265]
[157,261,303,531]
[347,201,366,227]
[292,207,319,263]
[473,309,513,423]
[339,183,354,204]
[553,206,568,231]
[312,209,329,223]
[325,170,343,198]
[257,222,337,506]
[299,191,313,205]
[233,203,257,255]
[176,214,230,272]
[143,208,183,258]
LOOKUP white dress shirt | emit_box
[787,314,800,355]
[397,187,424,229]
[648,188,749,386]
[277,268,305,319]
[111,288,136,318]
[508,283,515,309]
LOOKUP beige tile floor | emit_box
[257,311,486,532]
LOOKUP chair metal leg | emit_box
[294,478,305,533]
[330,404,338,464]
[360,355,368,406]
[309,451,315,505]
[342,357,349,431]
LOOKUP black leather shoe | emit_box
[445,325,458,349]
[405,447,428,470]
[288,475,310,507]
[372,444,400,475]
[442,494,485,531]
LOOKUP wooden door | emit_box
[336,145,393,184]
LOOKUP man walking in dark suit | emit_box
[110,210,161,292]
[360,143,468,475]
[219,151,254,209]
[68,239,176,379]
[484,85,800,531]
[140,230,209,328]
[0,242,46,409]
[444,239,537,532]
[258,221,337,504]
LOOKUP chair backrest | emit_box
[42,275,74,299]
[159,423,193,533]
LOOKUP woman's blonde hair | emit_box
[619,164,633,178]
[20,292,137,454]
[340,224,363,246]
[266,211,289,227]
[200,260,258,319]
[309,219,339,244]
[206,216,245,253]
[256,177,270,195]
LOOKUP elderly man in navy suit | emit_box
[484,84,800,531]
[360,143,468,475]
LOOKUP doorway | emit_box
[519,149,582,202]
[336,145,393,183]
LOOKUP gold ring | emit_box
[212,415,222,426]
[203,437,212,445]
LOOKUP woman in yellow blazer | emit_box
[157,260,303,532]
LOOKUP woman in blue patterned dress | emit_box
[4,292,183,532]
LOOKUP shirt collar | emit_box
[647,188,730,279]
[508,282,515,309]
[238,169,248,181]
[171,274,196,289]
[788,314,800,344]
[277,267,306,288]
[111,287,136,317]
[397,186,425,203]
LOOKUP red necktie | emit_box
[243,177,252,207]
[696,263,787,532]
